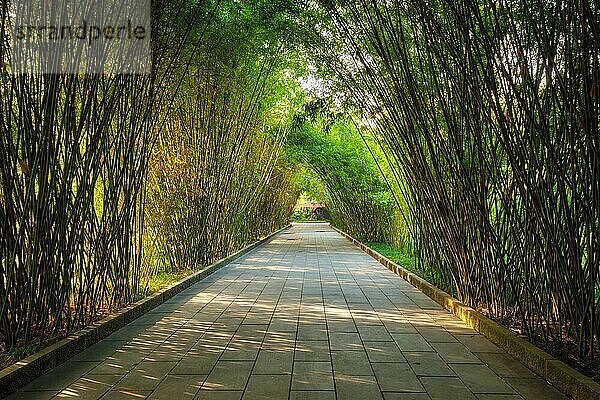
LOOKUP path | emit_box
[7,223,567,400]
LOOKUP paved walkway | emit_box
[8,223,567,400]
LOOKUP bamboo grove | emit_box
[1,0,599,379]
[314,0,600,369]
[287,107,402,246]
[0,0,302,350]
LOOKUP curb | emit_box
[0,225,290,398]
[331,226,600,400]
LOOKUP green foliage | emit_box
[366,242,450,294]
[142,271,193,297]
[143,0,302,275]
[0,343,38,370]
[294,167,328,204]
[318,0,600,372]
[7,0,597,379]
[291,208,328,222]
[287,113,399,243]
[366,242,414,269]
[0,0,303,357]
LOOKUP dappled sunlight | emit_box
[350,310,383,324]
[55,375,115,398]
[225,338,262,350]
[2,0,588,393]
[9,224,559,400]
[334,373,379,385]
[113,390,147,398]
[138,373,161,383]
[201,381,225,390]
[56,389,79,398]
[177,322,212,333]
[186,345,225,356]
[324,307,352,319]
[236,264,291,272]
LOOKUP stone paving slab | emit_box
[7,223,568,400]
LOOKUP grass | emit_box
[0,343,38,370]
[365,241,451,294]
[136,270,195,301]
[366,242,416,270]
[146,271,192,293]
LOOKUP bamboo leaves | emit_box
[317,0,600,367]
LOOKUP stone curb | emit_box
[331,225,600,400]
[0,225,290,399]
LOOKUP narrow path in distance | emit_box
[8,223,566,400]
